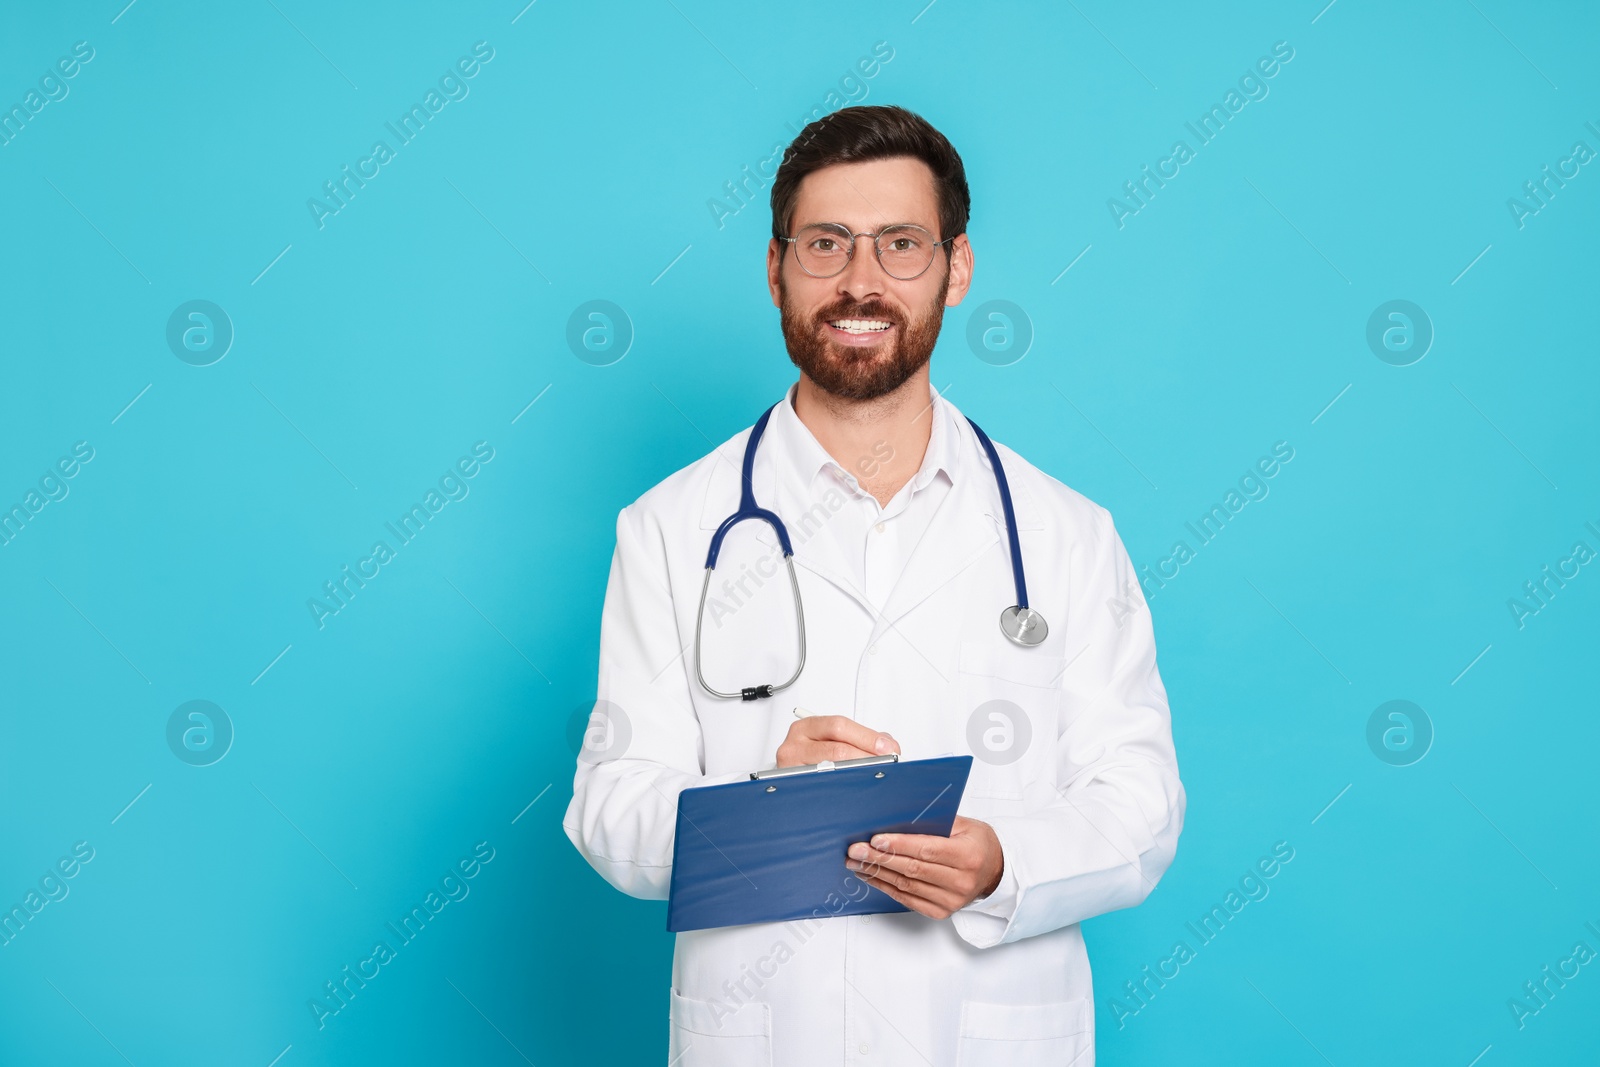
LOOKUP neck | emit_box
[791,368,933,506]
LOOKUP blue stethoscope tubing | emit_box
[693,401,1047,702]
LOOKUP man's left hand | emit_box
[844,815,1004,920]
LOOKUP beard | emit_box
[779,265,950,402]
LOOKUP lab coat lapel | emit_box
[868,411,1046,642]
[867,469,998,641]
[774,463,876,618]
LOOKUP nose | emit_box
[835,232,888,301]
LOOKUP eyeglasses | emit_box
[779,222,955,281]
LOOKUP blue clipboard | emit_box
[666,754,973,933]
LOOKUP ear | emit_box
[944,234,974,308]
[767,238,784,308]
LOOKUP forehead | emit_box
[790,156,940,231]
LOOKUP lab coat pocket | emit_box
[957,640,1065,801]
[668,988,772,1067]
[955,997,1093,1066]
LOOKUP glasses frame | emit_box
[778,222,957,281]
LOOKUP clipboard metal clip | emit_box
[750,753,900,781]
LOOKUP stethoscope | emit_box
[693,401,1048,701]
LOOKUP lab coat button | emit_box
[874,522,885,533]
[859,1043,869,1054]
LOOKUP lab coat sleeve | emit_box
[953,507,1185,949]
[562,503,746,900]
[965,849,1021,918]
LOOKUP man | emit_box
[564,104,1184,1065]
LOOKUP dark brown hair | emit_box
[769,105,970,251]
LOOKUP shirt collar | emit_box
[766,380,957,498]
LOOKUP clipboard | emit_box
[666,754,973,933]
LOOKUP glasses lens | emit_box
[794,224,852,276]
[877,225,936,279]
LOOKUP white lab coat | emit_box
[564,390,1185,1066]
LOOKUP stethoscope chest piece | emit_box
[1000,605,1049,647]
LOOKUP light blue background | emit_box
[2,1,1596,1064]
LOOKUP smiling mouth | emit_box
[827,318,894,335]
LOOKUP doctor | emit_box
[564,104,1184,1066]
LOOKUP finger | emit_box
[849,847,964,890]
[855,872,942,918]
[847,841,976,897]
[810,741,880,763]
[777,741,879,769]
[776,735,877,768]
[858,831,962,869]
[853,869,966,919]
[799,715,899,756]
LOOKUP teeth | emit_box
[831,319,892,333]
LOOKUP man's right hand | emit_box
[776,714,900,768]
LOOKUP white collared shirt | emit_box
[764,380,955,615]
